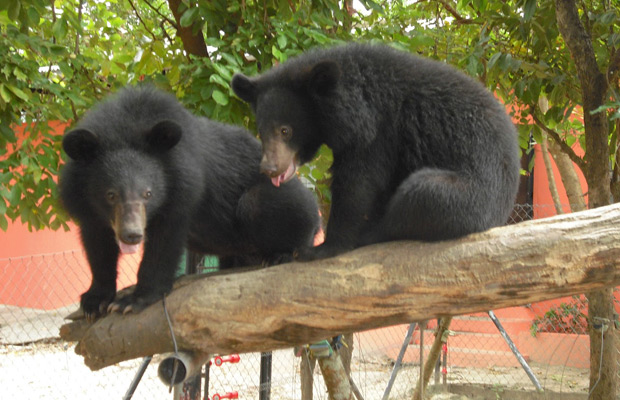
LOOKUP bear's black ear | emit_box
[62,129,100,161]
[145,120,183,152]
[307,61,341,96]
[231,74,257,103]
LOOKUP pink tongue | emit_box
[271,174,284,187]
[270,163,295,188]
[118,241,140,254]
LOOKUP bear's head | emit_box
[62,120,182,253]
[232,61,341,187]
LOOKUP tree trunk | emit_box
[60,204,620,371]
[547,139,587,212]
[540,133,565,214]
[317,353,353,400]
[554,2,615,398]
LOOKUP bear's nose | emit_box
[120,231,143,245]
[260,156,278,176]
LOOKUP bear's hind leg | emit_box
[374,168,497,243]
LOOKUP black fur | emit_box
[232,43,520,260]
[60,86,319,318]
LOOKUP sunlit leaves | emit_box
[2,0,618,231]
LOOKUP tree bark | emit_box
[547,139,587,212]
[554,1,610,208]
[540,133,565,214]
[554,2,615,399]
[60,203,620,371]
[167,0,209,58]
[317,353,353,400]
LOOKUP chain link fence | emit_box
[1,205,616,399]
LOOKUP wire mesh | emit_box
[0,204,616,399]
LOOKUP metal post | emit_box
[259,352,272,400]
[204,361,210,400]
[123,356,152,400]
[488,310,543,391]
[381,323,417,400]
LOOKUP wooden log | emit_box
[60,203,620,371]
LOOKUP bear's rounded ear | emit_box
[307,61,341,96]
[146,120,183,152]
[62,129,100,161]
[231,74,257,103]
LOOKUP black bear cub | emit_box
[60,86,319,319]
[232,43,520,261]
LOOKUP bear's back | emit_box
[75,86,196,150]
[261,43,517,175]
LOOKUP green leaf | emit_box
[209,73,228,88]
[48,44,66,56]
[212,90,229,106]
[32,169,42,185]
[7,0,20,21]
[358,0,384,13]
[26,6,39,25]
[12,66,27,81]
[6,84,30,101]
[599,11,617,26]
[0,84,11,103]
[487,52,502,70]
[272,45,283,61]
[179,7,199,28]
[8,184,21,207]
[0,123,16,142]
[523,0,537,22]
[52,18,68,41]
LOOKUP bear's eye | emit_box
[106,191,117,203]
[143,190,152,200]
[280,126,292,140]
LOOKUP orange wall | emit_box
[0,227,139,310]
[1,122,138,310]
[0,219,139,310]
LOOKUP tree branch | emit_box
[430,0,480,25]
[61,203,620,371]
[128,0,158,42]
[530,106,587,172]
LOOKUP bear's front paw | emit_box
[261,252,294,267]
[295,243,349,261]
[108,291,165,315]
[81,288,115,322]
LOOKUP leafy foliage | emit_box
[1,0,618,230]
[530,295,589,336]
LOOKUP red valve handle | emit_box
[212,391,238,400]
[213,354,240,367]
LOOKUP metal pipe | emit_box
[488,310,543,391]
[158,351,211,386]
[123,356,152,400]
[381,323,417,400]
